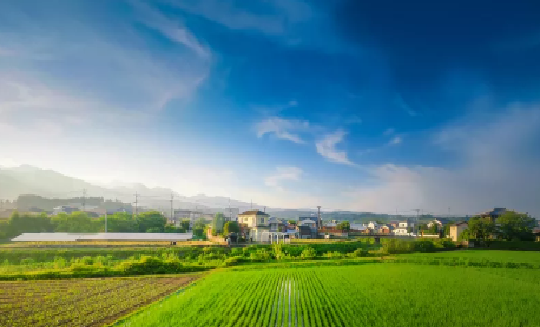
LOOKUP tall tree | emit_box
[468,216,495,241]
[212,212,226,235]
[497,211,536,241]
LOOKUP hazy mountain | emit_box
[0,166,260,212]
[0,165,382,219]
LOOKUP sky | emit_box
[1,0,540,216]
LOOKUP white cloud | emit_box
[388,136,402,145]
[340,105,540,217]
[315,129,355,166]
[255,117,310,144]
[264,166,303,191]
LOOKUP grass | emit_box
[0,274,200,327]
[400,250,540,263]
[118,264,540,327]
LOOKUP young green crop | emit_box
[120,264,540,327]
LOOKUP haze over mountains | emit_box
[0,165,289,212]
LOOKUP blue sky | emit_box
[1,0,540,216]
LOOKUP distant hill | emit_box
[0,165,401,220]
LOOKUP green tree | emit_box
[212,212,226,235]
[468,216,495,242]
[287,220,296,225]
[180,219,191,231]
[136,211,167,233]
[428,222,438,234]
[497,211,536,241]
[101,212,137,232]
[443,220,455,237]
[336,220,351,231]
[52,212,99,233]
[458,228,471,241]
[223,221,240,235]
[192,217,207,238]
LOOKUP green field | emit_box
[401,250,540,263]
[118,264,540,327]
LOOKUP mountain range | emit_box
[0,165,288,212]
[0,165,413,221]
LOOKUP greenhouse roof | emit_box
[11,232,193,242]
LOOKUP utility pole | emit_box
[170,194,174,225]
[82,189,87,212]
[413,209,421,233]
[134,192,139,218]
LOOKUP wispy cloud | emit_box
[132,0,210,59]
[165,0,312,37]
[0,1,210,136]
[264,166,303,191]
[388,136,402,145]
[316,129,355,166]
[383,128,395,136]
[396,94,418,117]
[255,117,310,144]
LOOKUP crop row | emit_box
[0,275,198,327]
[121,264,540,327]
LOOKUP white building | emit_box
[427,220,443,228]
[394,227,409,235]
[367,221,378,230]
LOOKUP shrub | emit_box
[301,247,317,260]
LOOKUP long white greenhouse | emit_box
[11,232,193,242]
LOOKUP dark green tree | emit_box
[180,219,191,231]
[223,221,240,235]
[497,211,536,241]
[192,217,207,238]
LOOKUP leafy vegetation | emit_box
[0,275,199,327]
[119,264,540,327]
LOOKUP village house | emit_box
[449,222,468,242]
[237,210,270,242]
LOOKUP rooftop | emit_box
[11,232,193,242]
[239,210,269,216]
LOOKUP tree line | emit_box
[459,211,536,243]
[0,211,208,240]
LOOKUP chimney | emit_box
[317,206,322,228]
